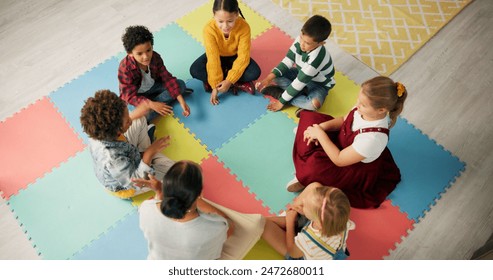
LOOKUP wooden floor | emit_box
[1,0,492,260]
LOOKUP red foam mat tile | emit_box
[251,26,294,81]
[0,97,85,199]
[201,155,272,216]
[347,200,414,260]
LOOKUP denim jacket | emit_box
[88,138,154,192]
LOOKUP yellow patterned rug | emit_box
[272,0,473,75]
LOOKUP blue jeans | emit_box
[141,79,186,122]
[274,68,330,110]
[189,53,261,85]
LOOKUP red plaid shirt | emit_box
[118,51,180,106]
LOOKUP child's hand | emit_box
[304,124,324,145]
[217,80,232,93]
[132,174,161,190]
[148,135,171,154]
[290,198,304,215]
[150,101,173,116]
[210,89,220,105]
[132,174,162,197]
[256,74,275,92]
[181,103,191,117]
[267,100,283,112]
[177,95,190,117]
[141,135,171,165]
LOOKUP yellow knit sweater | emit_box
[203,17,251,87]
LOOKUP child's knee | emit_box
[311,98,322,110]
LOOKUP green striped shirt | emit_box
[273,37,335,104]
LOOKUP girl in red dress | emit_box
[289,76,407,208]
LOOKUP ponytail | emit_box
[389,82,407,128]
[238,7,245,19]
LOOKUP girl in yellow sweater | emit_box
[190,0,261,105]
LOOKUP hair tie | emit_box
[396,82,406,97]
[320,197,327,223]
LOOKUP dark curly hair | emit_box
[122,25,154,53]
[80,90,127,141]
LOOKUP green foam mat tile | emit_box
[7,149,135,259]
[215,112,297,213]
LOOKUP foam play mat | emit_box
[0,0,465,260]
[272,0,473,75]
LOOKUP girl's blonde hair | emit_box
[310,186,350,237]
[361,76,407,128]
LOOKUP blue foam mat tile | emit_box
[48,57,120,144]
[387,117,466,222]
[173,79,270,152]
[72,210,148,260]
[7,149,135,260]
[153,23,206,81]
[215,112,297,213]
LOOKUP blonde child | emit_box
[189,0,261,105]
[289,76,407,209]
[262,183,355,260]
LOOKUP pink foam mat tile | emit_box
[251,26,294,81]
[346,200,414,260]
[201,155,272,216]
[0,97,85,199]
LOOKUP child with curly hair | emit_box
[80,89,174,199]
[118,25,191,121]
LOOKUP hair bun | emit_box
[161,196,188,219]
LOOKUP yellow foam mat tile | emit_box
[154,115,211,163]
[131,191,155,207]
[272,0,472,75]
[177,0,272,46]
[282,71,360,121]
[243,239,284,260]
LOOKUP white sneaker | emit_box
[286,177,305,192]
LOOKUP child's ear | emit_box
[378,108,388,115]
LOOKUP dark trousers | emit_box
[189,53,261,85]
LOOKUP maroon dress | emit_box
[293,109,401,208]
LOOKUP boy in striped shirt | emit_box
[256,15,335,113]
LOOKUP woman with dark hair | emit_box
[136,160,235,260]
